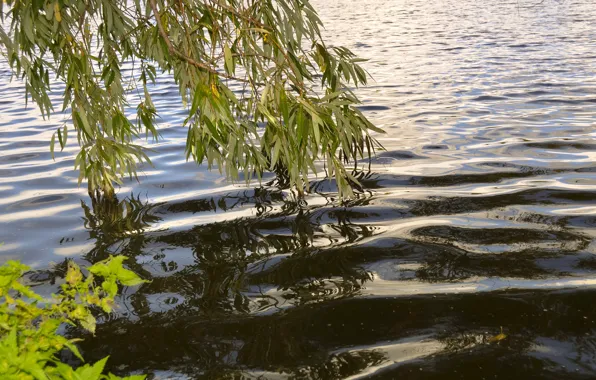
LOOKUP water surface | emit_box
[2,0,596,378]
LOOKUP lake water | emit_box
[2,0,596,378]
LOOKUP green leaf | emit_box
[77,356,109,380]
[50,133,56,160]
[79,312,97,335]
[62,125,68,149]
[116,268,146,286]
[75,107,93,139]
[107,375,147,380]
[64,341,85,362]
[271,139,282,167]
[106,255,127,272]
[26,362,49,380]
[65,261,83,285]
[12,282,43,301]
[102,279,118,297]
[0,256,148,378]
[22,14,35,43]
[312,117,321,146]
[71,304,97,334]
[88,262,111,278]
[223,44,235,75]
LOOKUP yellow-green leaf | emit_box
[54,2,62,22]
[65,262,83,285]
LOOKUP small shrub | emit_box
[0,256,147,380]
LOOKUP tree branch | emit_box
[148,0,251,84]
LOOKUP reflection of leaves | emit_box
[82,192,161,238]
[441,331,485,352]
[284,278,367,306]
[160,261,178,273]
[81,192,162,265]
[412,225,588,247]
[137,193,380,315]
[79,189,379,316]
[576,257,596,270]
[159,195,378,259]
[248,246,374,308]
[440,328,508,354]
[75,287,596,379]
[166,188,285,217]
[163,297,178,306]
[291,350,388,380]
[415,248,555,283]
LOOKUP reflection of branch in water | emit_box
[308,170,378,199]
[408,222,589,283]
[575,257,596,270]
[441,331,486,352]
[284,278,369,306]
[412,225,588,247]
[415,250,472,283]
[76,187,384,319]
[83,191,162,236]
[82,193,159,243]
[166,187,287,217]
[252,246,373,288]
[438,328,526,354]
[292,350,388,380]
[415,249,556,283]
[80,192,163,279]
[73,284,596,379]
[160,197,379,259]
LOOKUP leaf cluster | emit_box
[0,0,383,197]
[0,256,146,380]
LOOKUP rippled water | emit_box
[2,0,596,378]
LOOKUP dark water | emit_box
[2,0,596,378]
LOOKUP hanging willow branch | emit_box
[0,0,384,198]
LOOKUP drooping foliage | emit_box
[0,255,147,379]
[0,0,383,197]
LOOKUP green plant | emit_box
[0,256,147,379]
[0,0,383,198]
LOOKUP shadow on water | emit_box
[25,180,593,379]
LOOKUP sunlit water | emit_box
[2,0,596,378]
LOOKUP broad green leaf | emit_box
[65,262,83,285]
[76,356,109,380]
[102,280,118,297]
[12,282,43,301]
[88,263,110,278]
[64,341,85,362]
